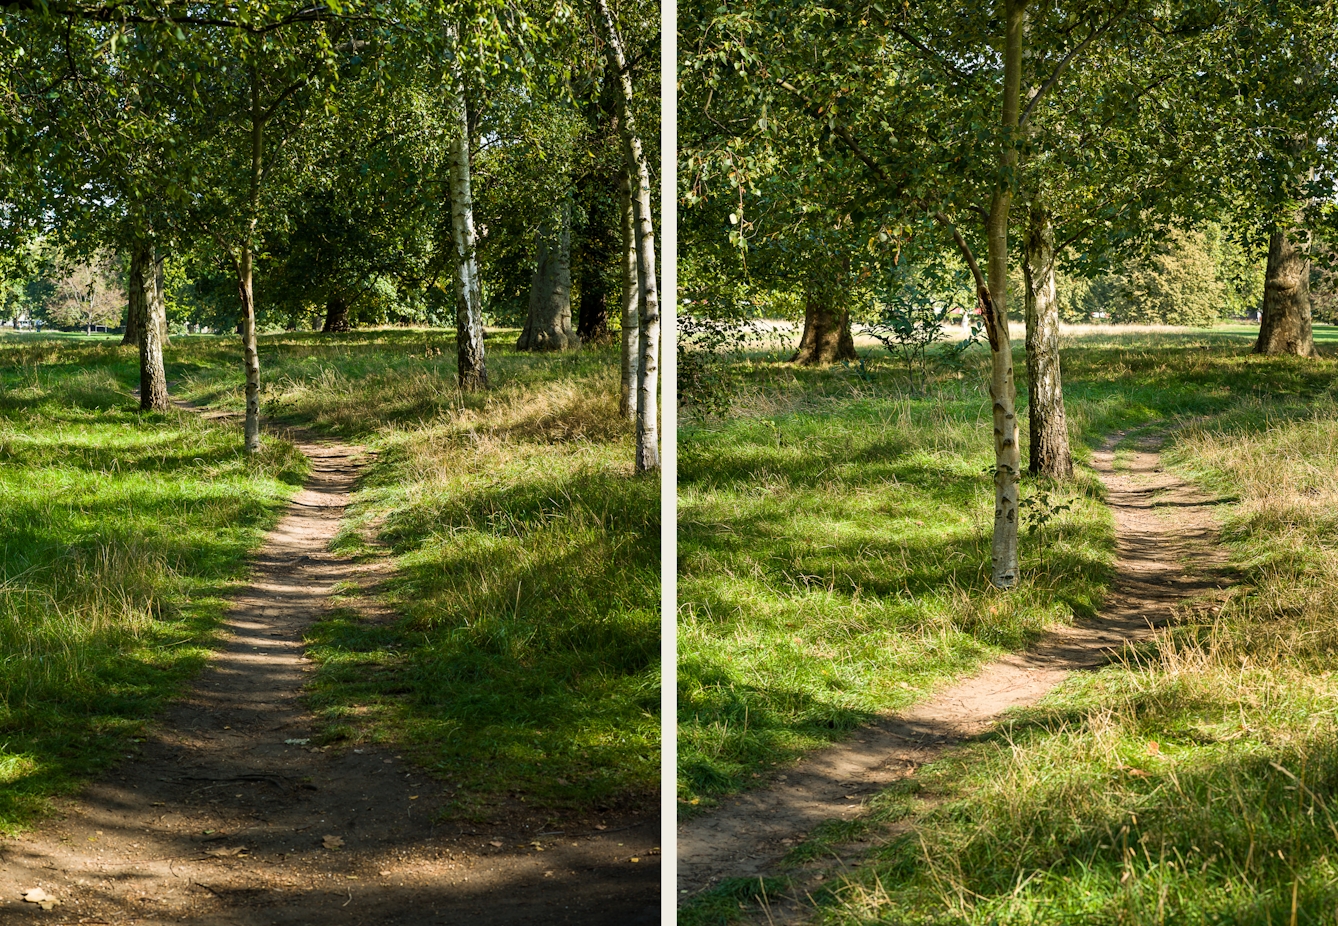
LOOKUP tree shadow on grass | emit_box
[305,467,660,817]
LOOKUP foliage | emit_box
[868,290,979,390]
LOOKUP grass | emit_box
[0,338,304,833]
[679,323,1338,923]
[0,328,658,828]
[164,329,661,816]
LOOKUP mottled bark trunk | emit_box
[1254,226,1315,357]
[1023,205,1073,481]
[447,26,487,390]
[974,0,1025,588]
[130,239,170,412]
[323,293,351,332]
[791,284,856,365]
[238,247,261,453]
[619,170,638,421]
[122,286,142,346]
[517,202,577,351]
[596,0,659,471]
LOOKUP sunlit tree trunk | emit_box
[791,281,856,365]
[238,65,263,454]
[1023,204,1073,480]
[130,238,170,412]
[619,169,638,420]
[447,25,487,390]
[595,0,659,471]
[1254,225,1315,357]
[517,200,577,351]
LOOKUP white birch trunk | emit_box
[594,0,659,471]
[619,169,639,420]
[447,23,488,390]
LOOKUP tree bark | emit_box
[122,282,142,346]
[239,64,263,454]
[595,0,659,471]
[323,293,351,332]
[1023,204,1073,480]
[447,25,488,391]
[791,283,856,364]
[1254,226,1315,357]
[517,201,577,351]
[130,239,170,412]
[619,169,638,420]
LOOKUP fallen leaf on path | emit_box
[203,846,247,858]
[544,870,554,877]
[322,835,345,849]
[488,840,503,848]
[630,857,640,863]
[409,795,419,800]
[594,825,607,831]
[21,888,60,910]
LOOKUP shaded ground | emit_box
[0,430,659,924]
[678,433,1232,915]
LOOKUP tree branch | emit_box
[1020,7,1125,127]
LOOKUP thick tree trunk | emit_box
[517,202,577,351]
[447,26,487,391]
[323,294,351,332]
[1023,205,1073,481]
[619,171,638,420]
[122,286,142,346]
[596,0,659,472]
[130,240,170,412]
[1254,226,1315,357]
[791,284,856,364]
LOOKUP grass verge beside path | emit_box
[0,337,304,834]
[681,325,1338,923]
[171,329,660,818]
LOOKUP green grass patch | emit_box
[0,337,304,833]
[151,329,660,816]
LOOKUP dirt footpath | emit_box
[0,436,659,925]
[677,434,1233,909]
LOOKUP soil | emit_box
[676,434,1234,916]
[0,424,659,925]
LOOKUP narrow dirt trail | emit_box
[1,425,658,925]
[677,435,1234,907]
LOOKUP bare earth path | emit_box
[678,435,1233,909]
[1,429,658,925]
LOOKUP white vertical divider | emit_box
[660,0,678,912]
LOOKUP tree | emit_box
[593,0,660,472]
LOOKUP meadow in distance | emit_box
[0,0,664,921]
[676,1,1338,924]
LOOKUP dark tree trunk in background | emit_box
[792,285,856,365]
[130,239,170,412]
[517,202,577,351]
[1255,226,1316,357]
[1023,205,1073,480]
[323,294,351,332]
[575,170,614,343]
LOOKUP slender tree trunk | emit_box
[619,169,638,420]
[1254,226,1315,357]
[239,65,263,454]
[446,25,487,390]
[517,200,577,351]
[1023,204,1073,480]
[323,293,351,332]
[596,0,659,471]
[130,239,170,412]
[791,282,856,364]
[951,0,1024,589]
